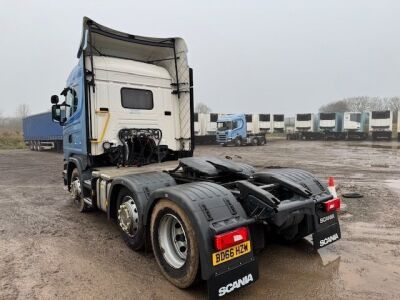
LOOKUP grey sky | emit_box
[1,0,399,117]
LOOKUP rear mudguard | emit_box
[248,168,330,228]
[107,171,177,220]
[148,182,258,290]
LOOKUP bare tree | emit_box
[195,102,212,113]
[320,96,400,113]
[15,104,30,119]
[319,100,349,112]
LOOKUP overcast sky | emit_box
[1,0,399,117]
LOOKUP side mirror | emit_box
[51,105,67,125]
[51,95,59,104]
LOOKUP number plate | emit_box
[212,241,251,266]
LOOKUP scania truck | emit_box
[51,18,341,299]
[216,114,266,146]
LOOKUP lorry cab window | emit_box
[217,121,232,131]
[121,88,153,110]
[63,86,79,119]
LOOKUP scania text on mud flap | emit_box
[50,18,341,299]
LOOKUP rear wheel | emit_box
[116,188,145,250]
[70,168,89,212]
[151,199,200,288]
[251,137,259,146]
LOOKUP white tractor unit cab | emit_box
[369,110,393,140]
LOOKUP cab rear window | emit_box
[121,88,153,110]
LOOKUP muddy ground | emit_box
[1,140,399,299]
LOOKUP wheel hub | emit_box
[70,178,81,200]
[158,214,187,269]
[118,196,139,237]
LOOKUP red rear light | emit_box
[214,227,249,251]
[323,198,341,212]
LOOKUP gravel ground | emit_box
[1,140,400,299]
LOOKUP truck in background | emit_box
[22,112,63,151]
[343,112,369,140]
[216,114,266,146]
[272,114,285,133]
[318,112,344,140]
[369,110,393,140]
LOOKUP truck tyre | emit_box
[70,168,89,212]
[251,137,259,146]
[116,187,145,251]
[150,199,200,288]
[29,141,34,151]
[234,137,242,147]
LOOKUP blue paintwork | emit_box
[23,112,63,141]
[216,114,247,144]
[62,56,87,160]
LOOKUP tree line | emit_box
[319,96,400,113]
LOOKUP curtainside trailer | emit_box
[50,18,341,299]
[23,112,63,151]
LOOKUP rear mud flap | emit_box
[207,258,259,299]
[312,211,341,249]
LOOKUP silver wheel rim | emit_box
[118,196,139,237]
[71,176,82,207]
[158,214,187,269]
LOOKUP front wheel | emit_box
[70,168,89,212]
[234,137,242,147]
[151,199,200,288]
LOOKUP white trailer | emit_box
[258,114,271,133]
[398,112,400,141]
[272,114,285,133]
[245,114,256,134]
[369,111,393,140]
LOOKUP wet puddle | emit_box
[385,180,400,193]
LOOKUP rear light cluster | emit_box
[323,198,341,212]
[214,227,249,251]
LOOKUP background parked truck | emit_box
[216,114,266,146]
[22,112,63,151]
